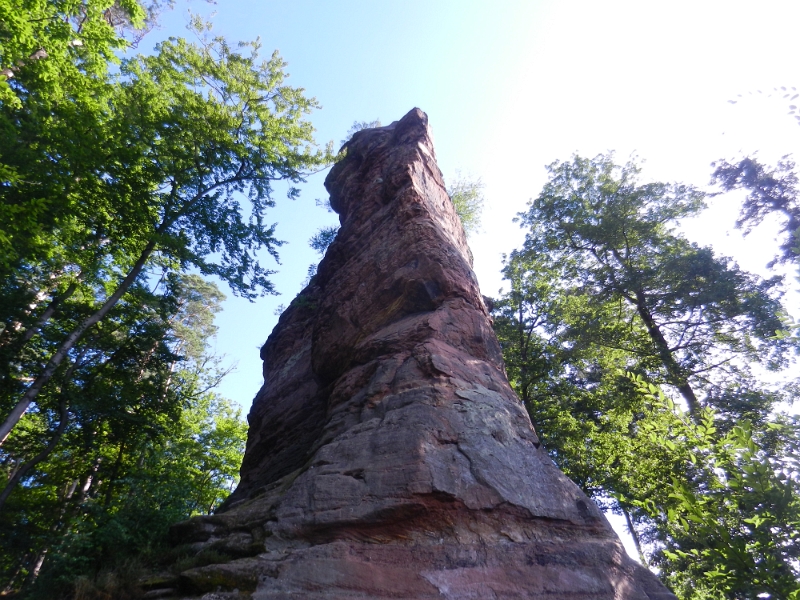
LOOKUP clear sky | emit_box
[146,0,799,559]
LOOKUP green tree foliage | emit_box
[0,274,246,597]
[712,156,800,344]
[340,118,381,147]
[0,0,146,107]
[447,171,485,236]
[309,226,339,255]
[509,154,789,423]
[0,17,331,444]
[0,0,161,264]
[712,156,800,264]
[493,153,799,596]
[1,6,330,594]
[625,375,800,600]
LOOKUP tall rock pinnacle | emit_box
[170,109,675,599]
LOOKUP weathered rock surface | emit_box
[169,109,675,599]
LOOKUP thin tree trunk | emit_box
[15,281,79,351]
[606,248,703,421]
[0,350,86,510]
[0,176,232,444]
[26,548,47,586]
[2,553,29,594]
[517,297,530,405]
[75,456,102,506]
[633,290,702,421]
[17,455,95,592]
[0,237,159,445]
[622,505,649,568]
[7,457,23,480]
[0,398,69,511]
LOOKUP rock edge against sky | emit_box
[167,108,675,599]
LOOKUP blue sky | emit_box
[142,0,800,411]
[144,0,799,558]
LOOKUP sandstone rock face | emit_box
[170,109,675,599]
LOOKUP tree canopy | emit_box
[712,156,800,265]
[0,16,332,446]
[0,5,332,595]
[492,153,799,597]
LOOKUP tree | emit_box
[309,226,339,255]
[625,375,800,599]
[512,153,789,424]
[711,156,800,265]
[711,155,800,344]
[0,0,146,107]
[493,153,798,595]
[0,0,159,269]
[1,6,323,594]
[447,171,485,236]
[0,21,332,443]
[0,274,245,596]
[340,118,381,147]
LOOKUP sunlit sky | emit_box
[146,0,799,559]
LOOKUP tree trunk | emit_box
[0,350,86,509]
[0,176,230,444]
[15,281,79,351]
[0,237,159,445]
[2,553,29,594]
[25,548,47,586]
[622,505,649,568]
[633,290,702,421]
[0,398,69,511]
[75,456,102,506]
[517,297,530,405]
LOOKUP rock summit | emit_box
[169,109,675,599]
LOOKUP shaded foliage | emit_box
[309,226,339,256]
[712,156,800,265]
[0,274,246,598]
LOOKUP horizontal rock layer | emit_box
[170,108,674,599]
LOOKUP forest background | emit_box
[1,1,799,599]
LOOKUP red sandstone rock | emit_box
[170,109,675,599]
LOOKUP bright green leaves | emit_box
[109,26,331,298]
[0,8,330,594]
[0,15,331,448]
[493,153,798,596]
[625,375,800,599]
[0,0,142,106]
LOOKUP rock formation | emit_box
[166,109,675,599]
